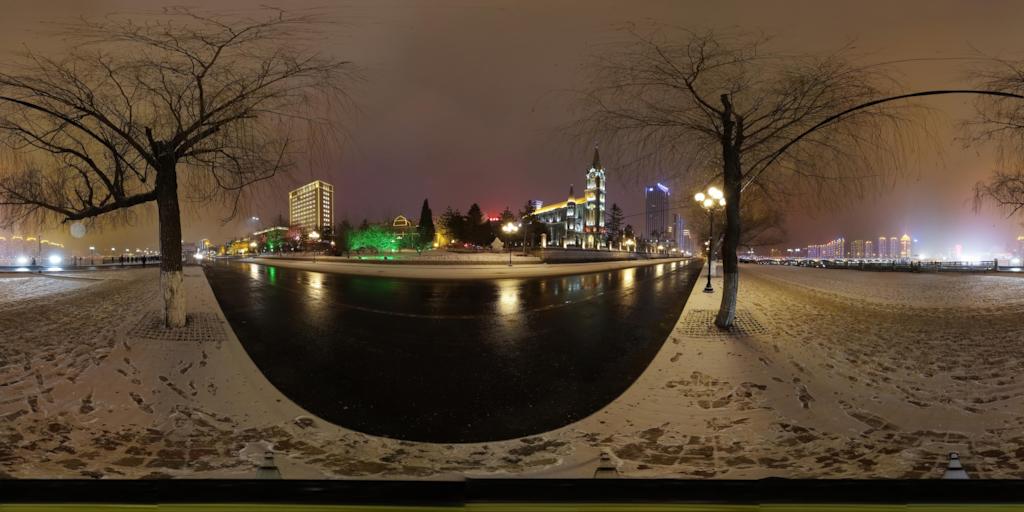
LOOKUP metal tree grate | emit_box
[678,310,769,338]
[128,311,227,343]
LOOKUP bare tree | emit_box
[575,26,936,328]
[0,8,355,327]
[969,59,1024,217]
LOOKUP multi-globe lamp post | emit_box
[694,186,726,293]
[502,222,519,267]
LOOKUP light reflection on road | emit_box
[204,258,702,442]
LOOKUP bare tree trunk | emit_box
[716,96,742,329]
[715,152,742,329]
[156,159,186,328]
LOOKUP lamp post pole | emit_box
[502,222,519,267]
[704,209,715,293]
[694,187,726,294]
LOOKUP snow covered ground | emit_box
[2,264,1024,479]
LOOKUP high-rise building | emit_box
[900,234,912,259]
[852,239,865,258]
[682,229,693,255]
[865,240,874,258]
[669,213,684,249]
[889,237,898,260]
[643,183,671,243]
[288,180,334,233]
[878,236,888,258]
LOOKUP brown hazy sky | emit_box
[2,0,1024,257]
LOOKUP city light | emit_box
[47,254,62,265]
[15,256,28,265]
[695,185,726,294]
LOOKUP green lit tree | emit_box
[349,224,398,253]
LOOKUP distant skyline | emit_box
[1,0,1023,254]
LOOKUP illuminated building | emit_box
[530,147,607,248]
[900,234,912,259]
[878,236,888,258]
[682,229,694,255]
[288,180,334,233]
[852,239,865,258]
[865,240,874,258]
[392,215,414,241]
[806,237,845,259]
[889,237,898,260]
[643,183,671,243]
[1017,236,1024,257]
[670,213,684,250]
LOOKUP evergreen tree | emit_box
[417,199,435,249]
[499,206,516,224]
[466,203,490,245]
[335,219,353,256]
[607,203,624,244]
[440,207,465,243]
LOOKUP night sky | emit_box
[2,0,1023,258]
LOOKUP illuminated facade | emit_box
[806,237,846,259]
[899,234,912,259]
[852,239,865,258]
[644,183,671,243]
[288,180,334,233]
[530,147,607,248]
[865,240,874,258]
[889,237,898,259]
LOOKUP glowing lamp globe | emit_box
[70,222,86,238]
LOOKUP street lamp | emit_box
[624,238,635,252]
[694,186,726,293]
[501,222,519,267]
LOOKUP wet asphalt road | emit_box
[204,259,703,443]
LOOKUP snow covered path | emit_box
[2,264,1024,479]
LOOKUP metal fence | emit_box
[742,257,1024,274]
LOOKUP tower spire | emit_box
[592,145,602,170]
[569,184,574,199]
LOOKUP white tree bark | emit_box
[161,270,187,328]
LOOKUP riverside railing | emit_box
[742,257,1024,273]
